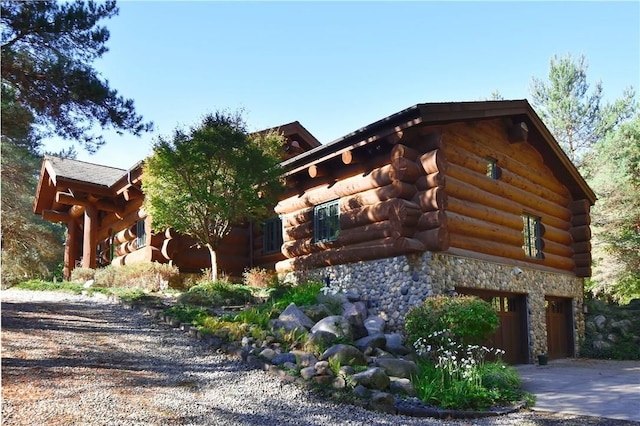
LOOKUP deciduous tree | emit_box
[143,112,285,281]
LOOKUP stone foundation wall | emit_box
[281,252,585,362]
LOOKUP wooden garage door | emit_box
[546,297,573,359]
[457,288,528,364]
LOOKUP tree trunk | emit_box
[208,245,218,281]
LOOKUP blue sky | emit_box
[47,1,640,169]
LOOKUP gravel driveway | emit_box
[1,289,633,426]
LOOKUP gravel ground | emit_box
[1,289,635,426]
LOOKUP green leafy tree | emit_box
[582,116,640,303]
[143,112,285,281]
[529,53,636,167]
[1,0,152,153]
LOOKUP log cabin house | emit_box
[34,100,596,364]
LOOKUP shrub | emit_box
[243,267,279,288]
[269,281,324,313]
[68,263,180,291]
[93,266,118,288]
[178,280,252,307]
[69,267,96,283]
[109,262,180,291]
[405,295,499,348]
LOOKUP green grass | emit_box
[13,279,85,293]
[11,280,163,306]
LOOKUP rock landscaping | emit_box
[582,298,640,360]
[139,290,524,418]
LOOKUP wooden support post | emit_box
[63,219,79,280]
[82,205,98,269]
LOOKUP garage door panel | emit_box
[546,297,573,359]
[456,288,528,364]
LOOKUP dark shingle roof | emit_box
[46,156,126,187]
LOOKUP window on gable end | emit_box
[522,214,543,259]
[314,199,340,243]
[263,217,283,254]
[485,157,500,179]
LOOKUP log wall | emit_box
[276,118,586,276]
[275,144,428,273]
[437,120,576,272]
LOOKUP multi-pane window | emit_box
[136,219,147,248]
[263,217,283,254]
[485,157,499,179]
[522,214,542,259]
[314,199,340,243]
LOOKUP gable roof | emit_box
[33,121,322,215]
[44,156,126,188]
[281,100,596,205]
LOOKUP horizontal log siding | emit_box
[275,148,426,271]
[436,120,575,272]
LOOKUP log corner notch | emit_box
[508,120,529,144]
[570,199,592,277]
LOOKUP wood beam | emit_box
[123,186,143,201]
[56,191,122,214]
[508,121,529,143]
[42,210,70,223]
[308,164,330,179]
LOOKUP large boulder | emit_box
[304,330,337,354]
[390,377,416,397]
[350,367,390,390]
[279,303,315,329]
[342,303,368,340]
[364,316,386,335]
[375,358,419,379]
[272,353,297,366]
[290,350,318,368]
[354,334,387,353]
[311,315,352,340]
[369,391,396,414]
[302,304,334,322]
[319,344,367,366]
[593,314,607,331]
[384,333,410,355]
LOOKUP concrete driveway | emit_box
[516,358,640,422]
